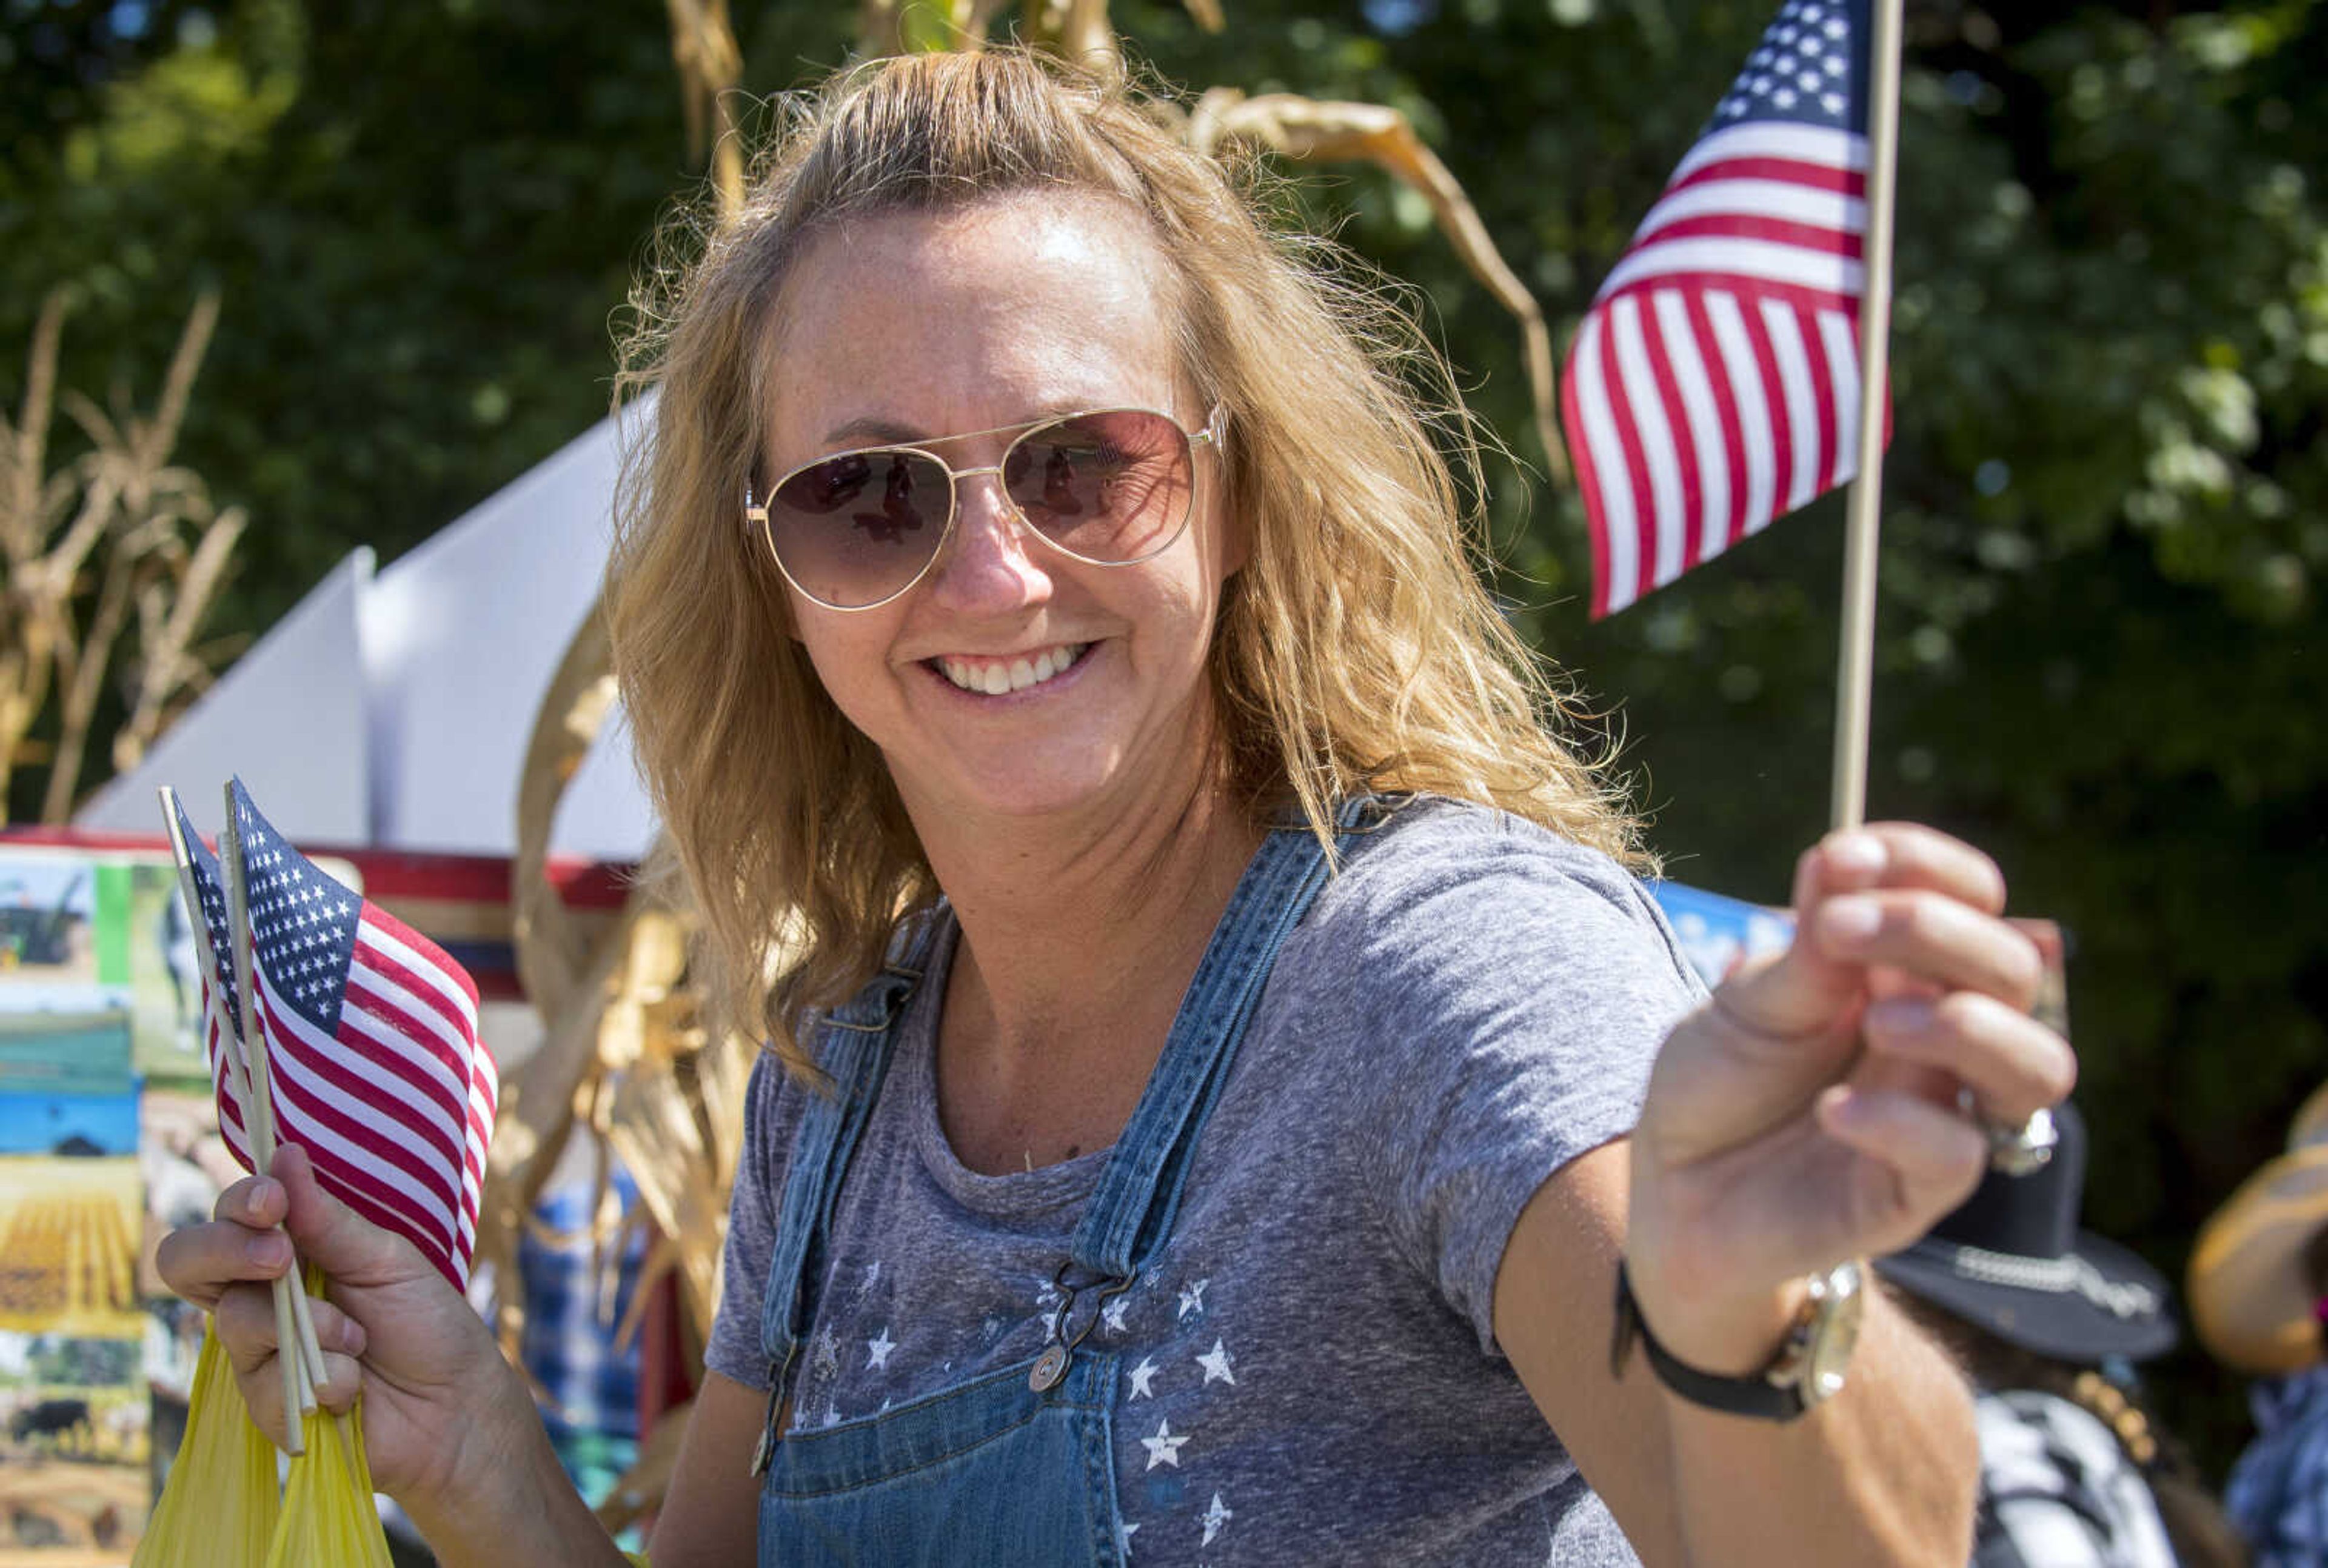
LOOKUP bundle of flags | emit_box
[1562,0,1891,618]
[138,778,498,1568]
[173,781,495,1290]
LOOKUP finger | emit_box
[214,1283,292,1446]
[269,1144,429,1287]
[293,1292,370,1361]
[1812,892,2044,1010]
[313,1352,366,1415]
[1852,824,2010,913]
[213,1172,287,1229]
[1863,992,2076,1123]
[1716,831,1912,1039]
[155,1216,295,1310]
[1815,1085,1989,1249]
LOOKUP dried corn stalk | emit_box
[0,287,246,822]
[1186,89,1567,483]
[666,0,748,217]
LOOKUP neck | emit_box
[902,752,1265,1173]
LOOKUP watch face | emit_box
[1806,1264,1865,1402]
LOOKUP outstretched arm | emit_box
[1495,824,2072,1566]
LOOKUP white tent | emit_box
[79,405,658,862]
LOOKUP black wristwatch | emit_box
[1610,1258,1865,1423]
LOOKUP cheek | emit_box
[791,613,896,719]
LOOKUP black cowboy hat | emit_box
[1876,1101,2177,1364]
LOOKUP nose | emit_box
[923,469,1052,612]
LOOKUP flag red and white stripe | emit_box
[1563,0,1891,618]
[172,782,497,1291]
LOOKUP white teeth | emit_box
[937,642,1085,695]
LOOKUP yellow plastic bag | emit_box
[263,1400,392,1568]
[138,1268,394,1566]
[133,1326,279,1567]
[263,1264,393,1567]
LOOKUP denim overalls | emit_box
[748,804,1371,1565]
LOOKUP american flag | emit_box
[169,789,259,1176]
[1561,0,1890,618]
[176,781,498,1290]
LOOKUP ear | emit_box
[1215,496,1252,581]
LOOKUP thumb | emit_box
[267,1143,431,1289]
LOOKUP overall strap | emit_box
[757,910,948,1400]
[1066,796,1376,1281]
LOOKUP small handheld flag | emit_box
[1562,0,1891,619]
[227,779,497,1290]
[167,782,498,1290]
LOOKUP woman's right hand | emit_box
[155,1143,526,1520]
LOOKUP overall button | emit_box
[1029,1344,1069,1392]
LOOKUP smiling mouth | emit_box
[932,641,1091,696]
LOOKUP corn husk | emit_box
[132,1327,278,1567]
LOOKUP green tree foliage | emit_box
[6,0,2323,1469]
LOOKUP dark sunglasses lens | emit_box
[1002,410,1193,564]
[766,449,948,607]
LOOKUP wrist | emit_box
[1614,1256,1868,1423]
[402,1358,557,1550]
[1620,1254,1809,1376]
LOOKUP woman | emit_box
[159,48,2075,1566]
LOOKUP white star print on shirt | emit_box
[1202,1492,1233,1546]
[1117,1520,1140,1559]
[867,1326,897,1370]
[1196,1338,1236,1387]
[1129,1356,1161,1399]
[1176,1278,1209,1321]
[1102,1294,1132,1335]
[1140,1418,1189,1470]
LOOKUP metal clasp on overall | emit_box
[751,1339,800,1477]
[1029,1261,1133,1393]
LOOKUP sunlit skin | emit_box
[762,194,1260,1181]
[764,195,1243,834]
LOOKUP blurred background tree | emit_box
[4,0,2322,1470]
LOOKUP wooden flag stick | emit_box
[162,789,336,1409]
[157,789,254,1114]
[1831,0,1908,832]
[215,785,328,1438]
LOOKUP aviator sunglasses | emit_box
[746,404,1226,611]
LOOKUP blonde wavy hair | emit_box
[607,47,1642,1078]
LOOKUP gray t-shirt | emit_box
[707,797,1705,1564]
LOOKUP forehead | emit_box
[761,193,1188,453]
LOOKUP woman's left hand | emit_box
[1622,822,2076,1370]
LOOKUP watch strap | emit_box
[1611,1260,1811,1423]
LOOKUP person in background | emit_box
[2189,1084,2328,1566]
[1883,1099,2246,1568]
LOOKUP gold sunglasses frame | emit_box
[744,404,1226,612]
